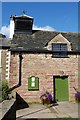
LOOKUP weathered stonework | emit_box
[1,50,7,80]
[9,53,19,87]
[9,53,79,102]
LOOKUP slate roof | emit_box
[10,30,79,52]
[0,30,79,52]
[0,38,10,49]
[0,33,6,38]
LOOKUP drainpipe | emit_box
[18,52,23,86]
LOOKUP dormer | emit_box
[10,12,33,39]
[47,34,72,51]
[47,33,72,58]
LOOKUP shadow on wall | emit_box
[16,92,29,110]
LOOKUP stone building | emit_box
[1,13,80,102]
[0,34,10,81]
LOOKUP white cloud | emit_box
[0,25,10,38]
[0,24,55,38]
[33,24,55,31]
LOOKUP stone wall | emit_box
[9,53,19,87]
[1,50,7,80]
[9,53,79,102]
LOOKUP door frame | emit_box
[53,75,68,103]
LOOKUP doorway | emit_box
[53,76,69,102]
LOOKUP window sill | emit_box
[51,56,69,58]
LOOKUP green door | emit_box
[55,77,69,101]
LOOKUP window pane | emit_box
[60,44,67,51]
[52,44,60,51]
[52,44,67,51]
[52,44,68,57]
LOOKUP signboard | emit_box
[28,76,39,90]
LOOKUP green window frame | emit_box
[28,76,39,90]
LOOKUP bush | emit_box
[2,80,9,100]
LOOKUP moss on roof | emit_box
[11,30,79,51]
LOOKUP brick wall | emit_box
[9,53,79,102]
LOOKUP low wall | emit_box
[1,99,16,120]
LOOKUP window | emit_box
[28,76,39,90]
[52,43,68,57]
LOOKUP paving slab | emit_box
[16,102,79,119]
[52,101,79,118]
[16,104,56,119]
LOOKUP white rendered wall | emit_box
[10,19,14,39]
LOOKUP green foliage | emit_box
[2,80,9,100]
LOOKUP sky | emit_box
[0,2,78,38]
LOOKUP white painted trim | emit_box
[6,51,11,81]
[6,64,9,67]
[6,72,8,76]
[5,77,9,80]
[6,69,8,72]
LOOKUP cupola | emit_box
[10,12,33,39]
